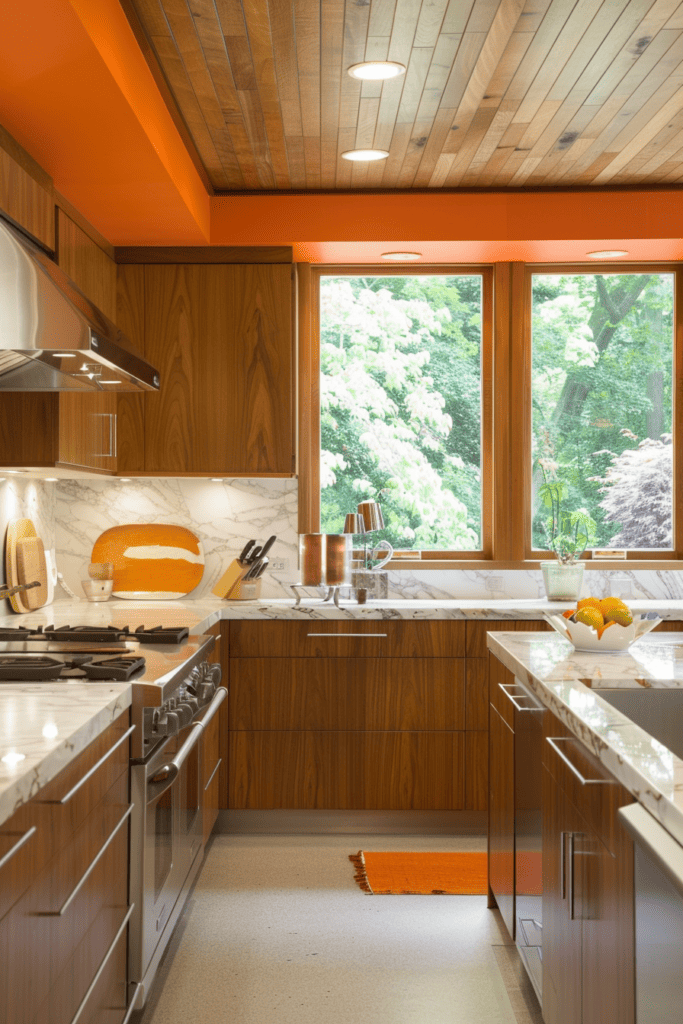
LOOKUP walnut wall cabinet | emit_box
[0,208,119,472]
[116,262,295,476]
[0,711,133,1024]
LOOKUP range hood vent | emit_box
[0,217,160,392]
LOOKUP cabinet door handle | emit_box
[204,757,222,792]
[37,725,135,805]
[36,804,132,916]
[546,737,614,786]
[499,684,543,712]
[568,832,576,920]
[0,825,37,871]
[560,831,568,900]
[121,983,143,1024]
[306,633,388,638]
[69,903,134,1024]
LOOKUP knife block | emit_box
[212,558,262,600]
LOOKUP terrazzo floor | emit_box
[135,834,543,1024]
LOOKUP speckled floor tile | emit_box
[135,834,533,1024]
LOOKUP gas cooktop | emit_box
[0,654,147,682]
[0,624,191,645]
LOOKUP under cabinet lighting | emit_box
[119,478,131,482]
[347,62,406,81]
[210,478,224,482]
[45,477,58,482]
[341,149,389,162]
[586,249,629,258]
[52,352,75,358]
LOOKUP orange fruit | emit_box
[562,609,576,619]
[597,622,617,640]
[575,607,604,630]
[577,597,602,613]
[605,607,633,627]
[599,597,629,617]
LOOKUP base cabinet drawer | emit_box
[229,620,467,657]
[229,731,464,809]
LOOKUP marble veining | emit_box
[0,682,132,828]
[487,631,683,848]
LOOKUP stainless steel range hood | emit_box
[0,216,160,392]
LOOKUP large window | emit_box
[531,271,674,553]
[318,271,489,553]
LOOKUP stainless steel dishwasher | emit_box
[619,803,683,1024]
[500,678,544,1002]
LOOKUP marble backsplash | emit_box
[54,478,299,600]
[1,473,682,607]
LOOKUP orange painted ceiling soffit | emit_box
[0,0,209,244]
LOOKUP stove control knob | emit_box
[197,679,216,703]
[175,702,193,727]
[153,709,179,737]
[183,696,199,715]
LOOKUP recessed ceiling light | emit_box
[341,149,390,162]
[347,61,406,81]
[381,252,422,261]
[586,249,629,258]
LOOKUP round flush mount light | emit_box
[586,249,629,258]
[341,149,390,162]
[381,251,422,261]
[347,61,406,81]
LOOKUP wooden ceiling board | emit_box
[125,0,683,191]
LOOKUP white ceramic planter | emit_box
[541,560,585,601]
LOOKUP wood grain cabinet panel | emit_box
[142,262,294,475]
[229,731,464,810]
[0,126,54,250]
[229,620,467,658]
[230,658,465,731]
[466,619,551,659]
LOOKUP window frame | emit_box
[302,264,494,559]
[298,260,683,568]
[514,262,683,563]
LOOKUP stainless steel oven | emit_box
[129,679,226,1008]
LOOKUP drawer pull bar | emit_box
[69,903,135,1024]
[37,804,133,917]
[121,983,143,1024]
[499,684,543,713]
[306,633,388,638]
[546,737,614,787]
[560,831,568,899]
[204,757,222,792]
[0,825,37,871]
[39,725,136,805]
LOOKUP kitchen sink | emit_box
[598,689,683,760]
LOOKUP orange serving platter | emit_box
[92,524,204,600]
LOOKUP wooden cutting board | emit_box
[5,518,39,612]
[16,536,48,610]
[92,524,205,600]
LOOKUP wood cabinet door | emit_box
[56,210,118,473]
[143,263,293,474]
[489,703,515,938]
[542,764,582,1024]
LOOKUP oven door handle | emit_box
[146,721,203,804]
[198,686,227,729]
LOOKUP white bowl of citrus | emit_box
[545,598,661,653]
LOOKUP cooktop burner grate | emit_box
[130,625,190,644]
[0,654,147,682]
[42,625,130,643]
[0,628,32,642]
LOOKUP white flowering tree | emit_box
[595,435,673,548]
[320,278,480,550]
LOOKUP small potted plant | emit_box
[537,465,596,600]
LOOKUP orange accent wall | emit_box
[0,0,682,262]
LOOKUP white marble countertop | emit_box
[487,631,683,847]
[3,595,683,630]
[0,682,132,828]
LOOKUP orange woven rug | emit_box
[349,850,488,895]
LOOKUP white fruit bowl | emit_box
[544,613,662,653]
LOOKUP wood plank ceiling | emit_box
[123,0,683,191]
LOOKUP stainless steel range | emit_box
[0,620,226,1011]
